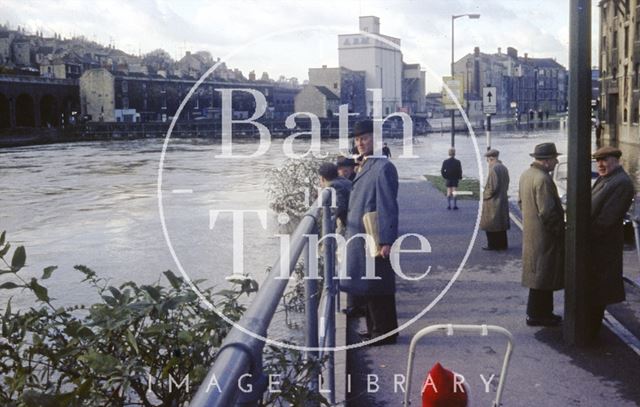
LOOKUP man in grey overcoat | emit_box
[480,149,510,250]
[588,146,634,340]
[340,119,399,345]
[518,143,565,327]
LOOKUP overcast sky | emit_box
[2,0,600,92]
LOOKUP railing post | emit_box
[304,226,320,404]
[321,189,336,404]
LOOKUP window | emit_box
[122,80,128,93]
[635,63,639,87]
[633,101,639,124]
[624,108,628,122]
[123,97,129,109]
[625,27,629,57]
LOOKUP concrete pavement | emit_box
[344,180,640,406]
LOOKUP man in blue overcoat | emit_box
[340,119,399,345]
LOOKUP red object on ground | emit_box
[421,362,468,407]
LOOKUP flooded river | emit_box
[1,127,636,310]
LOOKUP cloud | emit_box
[0,0,600,91]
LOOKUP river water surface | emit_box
[3,127,637,313]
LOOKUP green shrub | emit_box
[0,231,326,406]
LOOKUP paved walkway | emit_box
[345,180,640,406]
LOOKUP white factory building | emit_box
[338,16,403,116]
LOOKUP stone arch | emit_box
[40,94,58,127]
[16,93,35,127]
[0,93,9,128]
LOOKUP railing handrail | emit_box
[190,189,333,406]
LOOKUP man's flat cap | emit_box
[485,149,500,158]
[592,146,622,159]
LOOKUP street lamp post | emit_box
[450,13,480,147]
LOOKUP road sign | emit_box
[442,76,464,110]
[483,86,497,114]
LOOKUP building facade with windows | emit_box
[79,68,299,123]
[338,16,403,116]
[453,47,567,122]
[599,0,640,143]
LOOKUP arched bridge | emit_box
[0,75,80,129]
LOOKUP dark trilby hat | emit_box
[485,149,499,158]
[336,156,356,167]
[592,146,622,159]
[351,119,373,138]
[530,142,561,159]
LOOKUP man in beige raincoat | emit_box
[518,143,565,327]
[480,149,510,250]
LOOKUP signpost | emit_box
[483,86,497,150]
[482,87,497,114]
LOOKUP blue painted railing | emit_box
[190,188,337,406]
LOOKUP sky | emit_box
[1,0,600,92]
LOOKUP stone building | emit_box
[308,65,366,117]
[294,85,340,118]
[599,0,640,143]
[79,68,115,121]
[402,63,426,114]
[79,68,299,123]
[12,38,31,66]
[0,32,14,65]
[453,46,567,121]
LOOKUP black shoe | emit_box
[342,307,366,318]
[453,206,459,210]
[526,314,562,327]
[447,206,451,210]
[482,246,496,251]
[368,335,398,346]
[358,331,372,340]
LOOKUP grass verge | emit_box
[424,175,480,200]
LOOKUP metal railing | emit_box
[190,188,337,406]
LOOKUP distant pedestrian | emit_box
[518,142,564,327]
[480,149,510,250]
[340,119,399,345]
[440,148,462,210]
[588,146,634,340]
[382,142,392,158]
[336,156,357,181]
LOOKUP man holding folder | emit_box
[340,119,400,345]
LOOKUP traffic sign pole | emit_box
[486,114,491,151]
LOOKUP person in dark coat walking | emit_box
[518,143,565,327]
[480,149,510,250]
[588,146,635,340]
[340,119,399,345]
[441,148,462,210]
[382,142,392,158]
